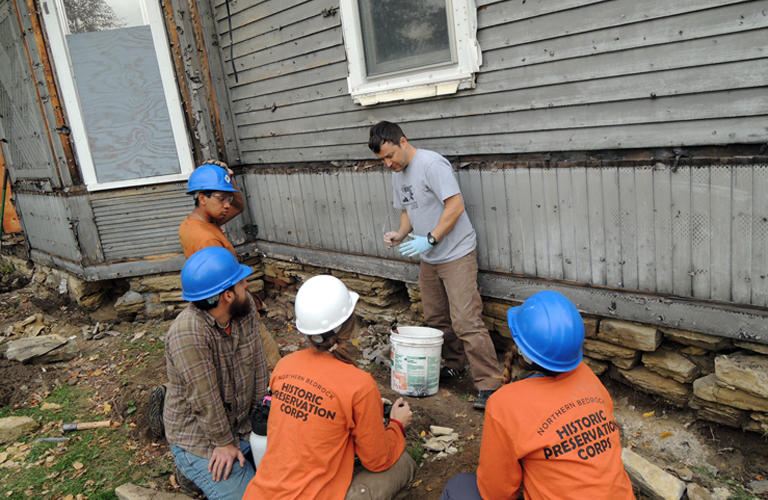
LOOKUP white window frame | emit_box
[339,0,481,106]
[40,0,194,191]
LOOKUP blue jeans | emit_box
[171,441,255,500]
[440,473,482,500]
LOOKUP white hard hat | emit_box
[295,275,359,335]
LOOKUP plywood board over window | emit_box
[40,0,193,191]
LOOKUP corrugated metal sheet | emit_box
[243,163,768,308]
[90,183,190,260]
[212,0,768,163]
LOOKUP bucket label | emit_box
[392,352,440,397]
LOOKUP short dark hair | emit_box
[192,190,213,207]
[368,121,405,154]
[192,284,235,310]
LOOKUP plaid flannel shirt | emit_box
[163,297,268,458]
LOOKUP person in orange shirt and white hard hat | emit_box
[441,291,635,500]
[243,275,417,500]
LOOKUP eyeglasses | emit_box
[209,192,234,203]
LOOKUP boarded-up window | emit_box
[41,0,193,191]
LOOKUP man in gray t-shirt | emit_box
[368,121,502,409]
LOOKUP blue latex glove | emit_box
[399,234,432,257]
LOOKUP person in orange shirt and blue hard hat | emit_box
[441,291,635,500]
[179,161,245,258]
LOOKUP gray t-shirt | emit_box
[392,149,476,264]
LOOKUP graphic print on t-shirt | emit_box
[271,373,337,423]
[536,396,621,462]
[400,185,418,208]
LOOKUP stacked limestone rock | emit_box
[261,258,415,326]
[692,352,768,434]
[0,255,107,311]
[405,283,423,321]
[114,258,266,321]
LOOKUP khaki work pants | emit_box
[419,250,502,391]
[345,452,417,500]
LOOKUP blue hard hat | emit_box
[506,291,584,372]
[187,164,239,194]
[181,247,252,301]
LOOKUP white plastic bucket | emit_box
[390,326,444,397]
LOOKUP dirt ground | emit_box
[1,267,767,499]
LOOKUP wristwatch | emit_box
[427,232,438,246]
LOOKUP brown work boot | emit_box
[147,385,166,440]
[174,464,203,496]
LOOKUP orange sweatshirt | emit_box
[243,349,405,500]
[178,217,236,258]
[477,363,634,500]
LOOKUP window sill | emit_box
[354,78,473,106]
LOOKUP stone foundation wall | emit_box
[113,254,267,321]
[5,252,767,435]
[263,257,768,436]
[482,298,768,436]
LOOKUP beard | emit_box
[229,294,251,319]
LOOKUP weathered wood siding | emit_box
[244,162,768,309]
[214,0,768,163]
[0,0,69,186]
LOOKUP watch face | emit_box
[428,234,437,245]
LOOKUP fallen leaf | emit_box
[426,486,433,492]
[419,430,426,437]
[411,479,423,487]
[72,461,84,470]
[102,403,112,414]
[0,452,7,464]
[659,431,673,439]
[642,410,655,418]
[63,495,74,500]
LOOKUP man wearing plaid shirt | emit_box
[164,247,269,499]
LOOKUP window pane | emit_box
[358,0,453,77]
[63,0,144,33]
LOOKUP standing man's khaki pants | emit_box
[419,250,502,391]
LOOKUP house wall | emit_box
[246,161,768,308]
[0,0,244,277]
[202,0,768,340]
[214,0,768,162]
